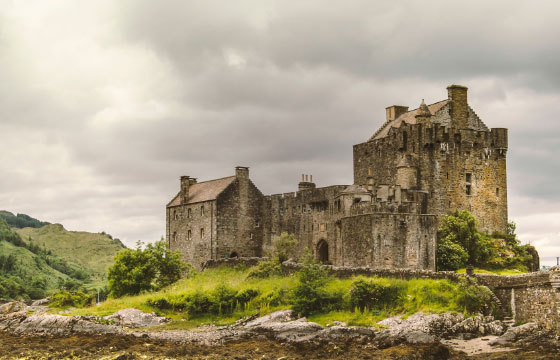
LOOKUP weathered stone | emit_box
[0,301,26,315]
[103,308,168,328]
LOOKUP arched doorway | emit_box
[316,240,329,263]
[229,252,239,258]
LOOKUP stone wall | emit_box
[168,200,216,269]
[216,177,264,260]
[339,213,437,270]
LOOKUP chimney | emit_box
[180,176,191,204]
[447,85,468,129]
[298,174,316,191]
[235,166,249,179]
[385,105,409,122]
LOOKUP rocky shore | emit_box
[1,301,558,359]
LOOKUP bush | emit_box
[291,251,339,316]
[272,232,298,263]
[455,278,495,314]
[247,260,282,279]
[50,290,94,308]
[108,238,191,297]
[437,238,469,271]
[349,279,406,312]
[210,284,237,315]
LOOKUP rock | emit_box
[31,298,49,306]
[404,330,437,344]
[489,322,539,346]
[0,301,27,315]
[243,310,297,328]
[103,308,168,328]
[333,320,347,327]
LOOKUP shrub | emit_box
[50,290,94,308]
[349,279,406,312]
[437,238,469,271]
[455,278,495,314]
[291,252,334,316]
[210,284,238,315]
[247,260,282,279]
[108,238,191,297]
[272,232,298,263]
[235,288,259,305]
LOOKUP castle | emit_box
[166,85,508,270]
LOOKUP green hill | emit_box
[0,210,50,229]
[16,224,125,286]
[0,212,126,300]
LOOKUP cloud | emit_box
[0,0,559,262]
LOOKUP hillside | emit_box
[0,210,50,229]
[15,224,125,289]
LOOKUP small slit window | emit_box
[187,208,192,218]
[496,188,499,196]
[200,205,204,216]
[466,185,471,196]
[466,173,472,183]
[200,228,204,239]
[187,230,192,241]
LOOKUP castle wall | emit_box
[167,200,216,269]
[340,213,437,270]
[216,178,264,259]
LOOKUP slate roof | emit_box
[369,99,449,141]
[167,176,236,207]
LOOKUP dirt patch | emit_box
[0,333,558,360]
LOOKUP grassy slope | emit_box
[16,224,124,289]
[0,241,70,291]
[69,266,471,329]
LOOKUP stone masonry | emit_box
[167,85,508,269]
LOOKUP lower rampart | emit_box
[201,257,560,330]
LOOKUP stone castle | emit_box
[166,85,508,270]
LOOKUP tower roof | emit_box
[415,99,432,118]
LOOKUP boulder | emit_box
[0,301,27,315]
[489,322,539,346]
[103,308,168,328]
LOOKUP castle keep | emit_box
[166,85,508,269]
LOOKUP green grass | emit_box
[456,267,526,275]
[67,266,487,329]
[0,241,70,291]
[16,224,124,289]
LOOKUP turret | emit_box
[414,99,432,124]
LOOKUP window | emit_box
[200,228,204,239]
[466,185,471,196]
[172,232,177,242]
[446,172,449,179]
[250,233,254,239]
[187,208,192,218]
[466,173,472,183]
[496,187,499,196]
[200,205,204,216]
[255,221,260,228]
[173,210,178,220]
[187,230,192,241]
[320,223,326,232]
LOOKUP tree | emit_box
[438,210,491,267]
[108,238,191,297]
[272,232,298,263]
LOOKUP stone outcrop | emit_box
[103,308,168,328]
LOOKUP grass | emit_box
[456,267,527,275]
[16,224,124,289]
[67,265,488,330]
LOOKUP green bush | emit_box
[247,260,282,279]
[108,238,191,297]
[49,290,94,308]
[437,238,469,271]
[272,232,298,263]
[349,279,406,312]
[291,253,342,316]
[455,278,495,314]
[235,288,259,305]
[210,284,237,315]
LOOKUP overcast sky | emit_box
[1,1,559,265]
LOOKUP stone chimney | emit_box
[447,85,468,129]
[235,166,249,179]
[298,174,316,191]
[180,176,197,204]
[385,105,409,122]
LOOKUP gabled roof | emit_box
[167,176,236,207]
[369,100,449,141]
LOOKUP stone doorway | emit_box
[316,240,329,263]
[230,252,239,258]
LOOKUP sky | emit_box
[1,1,559,265]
